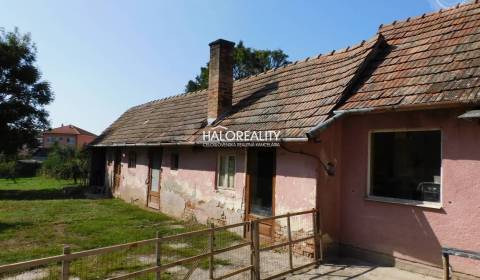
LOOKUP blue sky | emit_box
[0,0,466,134]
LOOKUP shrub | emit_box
[0,160,17,179]
[41,144,90,185]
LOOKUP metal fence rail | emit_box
[0,209,321,280]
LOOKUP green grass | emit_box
[0,176,241,279]
[0,176,77,190]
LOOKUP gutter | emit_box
[306,100,479,138]
[280,137,309,143]
[91,142,196,147]
[306,108,374,138]
[91,137,309,148]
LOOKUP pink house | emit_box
[91,3,480,279]
[43,124,97,149]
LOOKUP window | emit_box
[369,130,441,203]
[217,154,235,189]
[128,151,136,168]
[170,152,179,170]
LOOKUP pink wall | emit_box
[280,132,343,251]
[43,133,76,148]
[104,145,320,231]
[76,134,96,148]
[160,147,247,225]
[105,148,150,205]
[338,109,480,276]
[43,133,96,149]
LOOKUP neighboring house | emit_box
[43,124,97,149]
[91,3,480,279]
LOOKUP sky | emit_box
[0,0,467,135]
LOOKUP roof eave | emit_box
[307,101,480,138]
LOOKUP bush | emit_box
[16,161,42,177]
[41,144,90,185]
[0,160,17,179]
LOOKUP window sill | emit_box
[365,196,443,209]
[216,187,235,192]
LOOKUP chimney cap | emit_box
[209,39,235,47]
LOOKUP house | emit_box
[91,2,480,279]
[43,124,97,149]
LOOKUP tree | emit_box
[185,41,290,92]
[41,144,90,185]
[0,28,53,157]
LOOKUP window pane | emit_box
[227,156,235,188]
[371,130,441,202]
[218,155,226,187]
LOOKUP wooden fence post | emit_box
[209,223,215,280]
[312,209,323,262]
[312,209,322,262]
[442,252,450,280]
[252,220,261,280]
[249,221,254,280]
[61,245,70,280]
[286,213,293,270]
[155,231,161,280]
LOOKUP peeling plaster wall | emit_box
[160,147,247,225]
[105,148,150,206]
[103,145,321,232]
[339,109,480,277]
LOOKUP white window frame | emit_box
[366,128,443,209]
[216,152,236,190]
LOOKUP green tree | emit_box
[185,41,290,92]
[0,28,53,156]
[41,144,90,185]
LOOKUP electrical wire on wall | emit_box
[279,143,335,176]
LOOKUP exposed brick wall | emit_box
[207,39,234,123]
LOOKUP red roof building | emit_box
[43,124,97,149]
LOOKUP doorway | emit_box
[147,148,163,209]
[246,148,276,237]
[113,149,122,193]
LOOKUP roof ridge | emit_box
[235,34,382,85]
[379,0,479,31]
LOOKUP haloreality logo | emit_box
[201,125,281,147]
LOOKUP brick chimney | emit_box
[207,39,235,125]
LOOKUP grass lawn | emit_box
[0,177,241,279]
[0,177,77,190]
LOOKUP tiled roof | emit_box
[46,125,97,137]
[94,90,208,145]
[193,35,384,140]
[340,1,480,110]
[93,1,480,146]
[94,36,383,145]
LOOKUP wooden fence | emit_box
[0,209,321,280]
